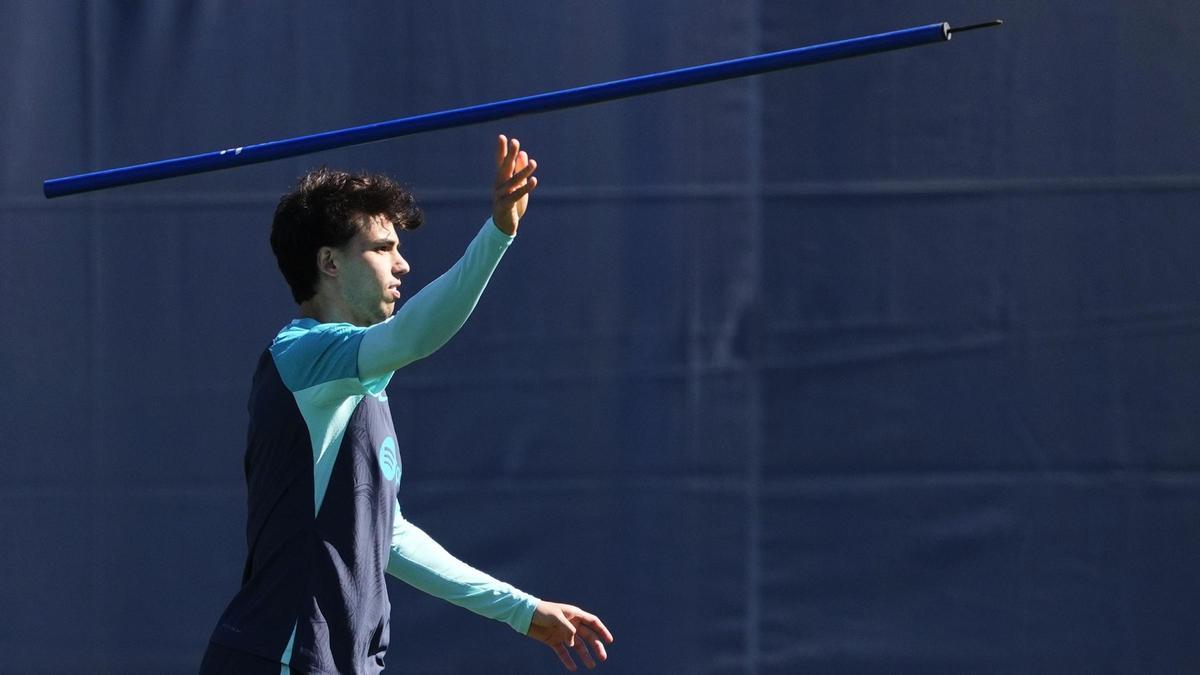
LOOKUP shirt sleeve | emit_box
[270,320,392,400]
[359,218,514,381]
[387,500,540,634]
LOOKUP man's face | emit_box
[333,213,410,327]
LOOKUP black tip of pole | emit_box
[948,19,1004,35]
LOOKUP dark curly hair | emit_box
[270,168,423,304]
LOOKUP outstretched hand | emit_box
[526,600,614,671]
[491,134,539,236]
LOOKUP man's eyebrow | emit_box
[368,237,400,247]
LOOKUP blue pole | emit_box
[45,21,958,198]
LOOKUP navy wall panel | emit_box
[2,1,1197,672]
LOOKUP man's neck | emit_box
[299,293,354,325]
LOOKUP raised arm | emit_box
[357,135,538,379]
[357,218,511,378]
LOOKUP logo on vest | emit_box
[378,436,399,482]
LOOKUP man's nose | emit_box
[394,253,411,276]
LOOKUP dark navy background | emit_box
[2,2,1198,673]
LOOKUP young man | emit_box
[199,136,613,674]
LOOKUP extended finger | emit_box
[570,635,598,670]
[577,614,614,644]
[495,134,508,169]
[575,625,608,661]
[508,136,523,171]
[495,137,517,182]
[504,137,521,178]
[552,642,577,672]
[507,152,535,179]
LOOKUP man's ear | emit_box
[316,246,339,279]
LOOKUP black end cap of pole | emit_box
[948,19,1004,35]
